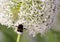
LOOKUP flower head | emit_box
[0,0,58,37]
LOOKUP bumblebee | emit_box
[17,24,24,33]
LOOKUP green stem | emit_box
[17,34,21,42]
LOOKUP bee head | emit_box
[18,24,23,29]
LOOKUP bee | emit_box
[16,24,27,33]
[17,24,24,33]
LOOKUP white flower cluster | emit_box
[0,0,13,27]
[0,0,58,37]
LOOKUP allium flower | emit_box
[0,0,58,37]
